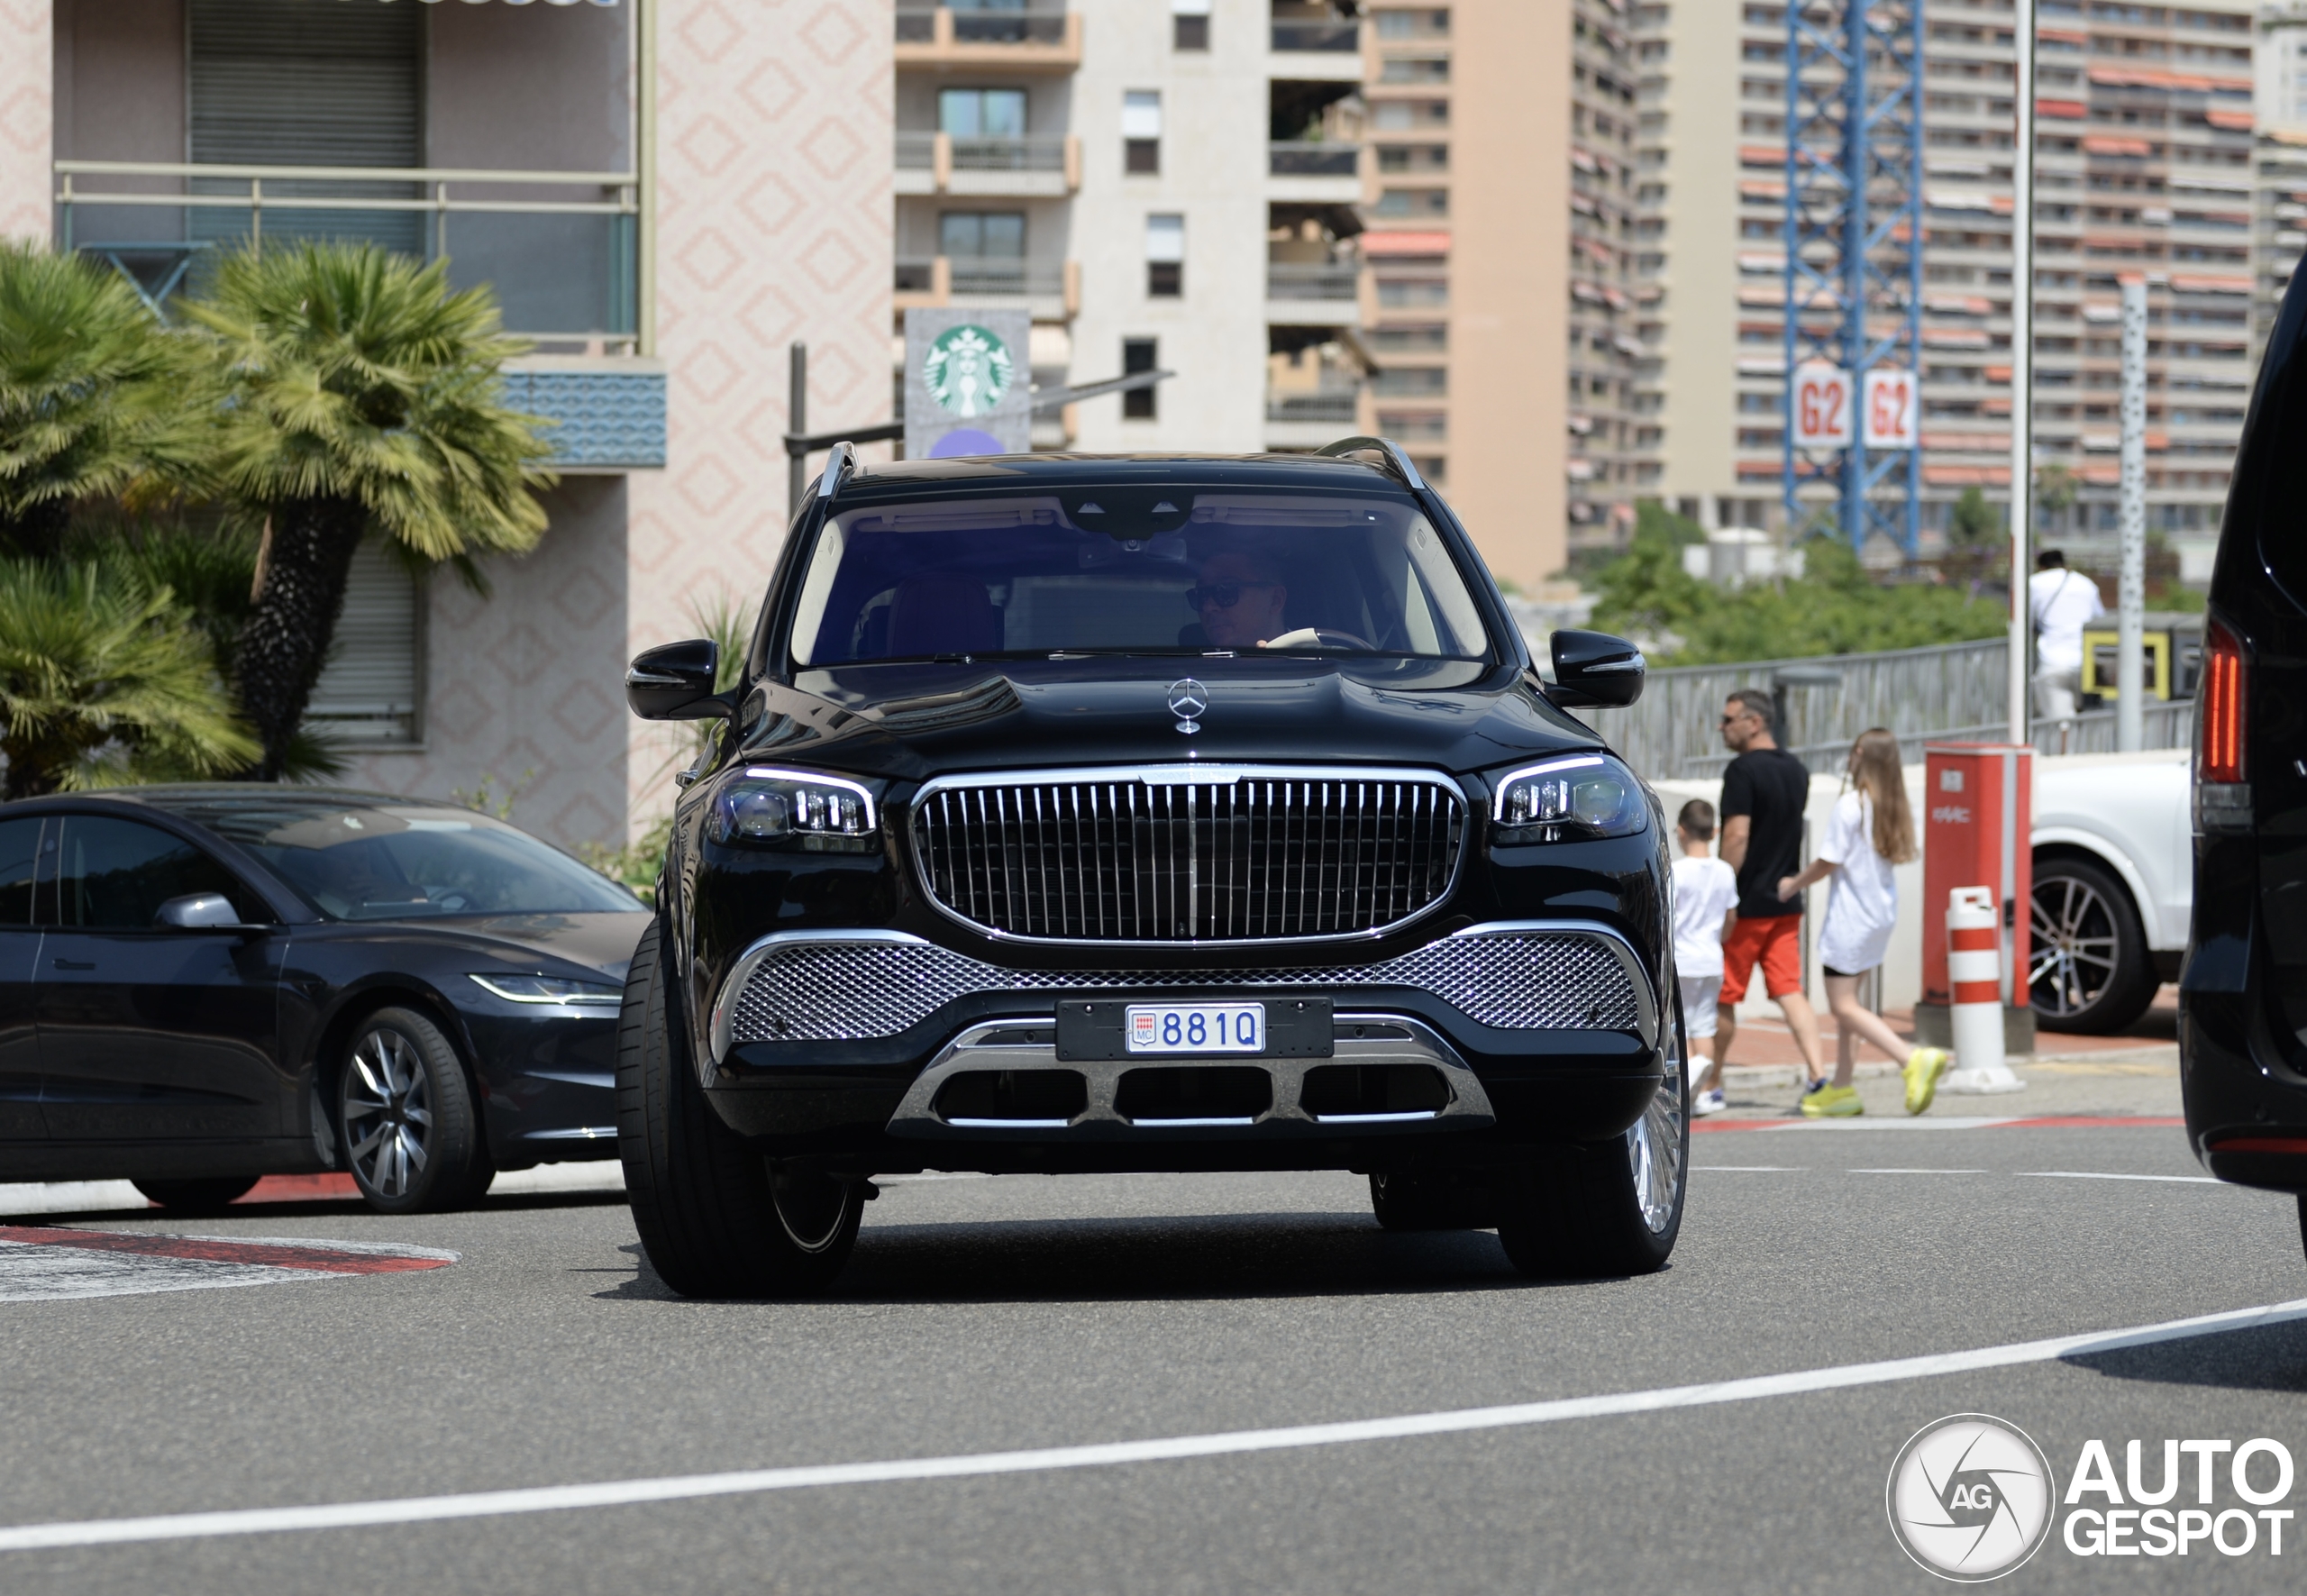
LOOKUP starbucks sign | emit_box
[905,307,1032,459]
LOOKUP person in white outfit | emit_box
[1774,728,1948,1117]
[2029,549,2105,723]
[1670,798,1738,1117]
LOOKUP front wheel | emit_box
[1495,998,1689,1279]
[617,921,862,1298]
[338,1007,493,1215]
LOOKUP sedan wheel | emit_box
[2029,858,2156,1035]
[338,1007,491,1214]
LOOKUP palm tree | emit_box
[182,242,554,779]
[0,243,203,559]
[0,556,260,798]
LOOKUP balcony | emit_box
[1269,142,1360,178]
[54,159,661,470]
[896,3,1082,73]
[1264,386,1363,449]
[1272,19,1361,52]
[1266,261,1361,328]
[896,256,1081,320]
[895,132,1081,198]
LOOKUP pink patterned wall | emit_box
[0,0,53,242]
[623,0,893,842]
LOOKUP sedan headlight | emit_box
[469,973,624,1007]
[1491,753,1648,841]
[711,767,879,850]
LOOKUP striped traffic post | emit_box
[1941,886,2026,1095]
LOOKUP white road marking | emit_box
[1849,1168,1987,1175]
[5,1293,2305,1554]
[2019,1171,2223,1185]
[1691,1166,1805,1172]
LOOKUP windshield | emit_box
[788,491,1495,666]
[191,801,642,921]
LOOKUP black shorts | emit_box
[1822,963,1866,980]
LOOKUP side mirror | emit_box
[156,893,253,931]
[625,639,730,721]
[1547,629,1646,709]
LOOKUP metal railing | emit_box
[898,132,1070,172]
[1272,20,1360,50]
[897,1,1071,45]
[1270,141,1360,177]
[1576,634,2197,780]
[897,257,1067,297]
[1267,262,1361,300]
[1266,389,1361,422]
[54,160,638,347]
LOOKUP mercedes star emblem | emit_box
[1167,678,1208,734]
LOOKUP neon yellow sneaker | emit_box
[1801,1083,1863,1118]
[1903,1047,1951,1116]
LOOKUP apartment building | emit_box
[2255,7,2307,360]
[890,0,1575,589]
[1636,0,2255,557]
[12,0,894,849]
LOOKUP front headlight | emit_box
[469,973,624,1007]
[711,767,879,850]
[1491,753,1648,841]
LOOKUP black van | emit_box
[2183,260,2307,1241]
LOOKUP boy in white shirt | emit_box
[1670,798,1739,1117]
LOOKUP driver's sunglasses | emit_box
[1186,580,1273,610]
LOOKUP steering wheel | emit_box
[1261,626,1376,652]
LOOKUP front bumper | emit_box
[699,921,1666,1166]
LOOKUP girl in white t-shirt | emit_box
[1775,728,1948,1117]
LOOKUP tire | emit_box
[2029,856,2157,1035]
[337,1006,494,1215]
[616,920,862,1298]
[1369,1170,1494,1231]
[132,1176,260,1214]
[1494,995,1689,1279]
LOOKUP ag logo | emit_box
[922,324,1013,418]
[1887,1414,2055,1582]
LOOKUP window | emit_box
[1380,57,1451,83]
[1172,0,1209,50]
[0,818,38,926]
[1374,367,1447,396]
[52,816,266,929]
[938,88,1027,137]
[939,211,1026,258]
[1124,90,1162,174]
[1377,144,1449,173]
[1372,188,1449,217]
[1370,324,1446,352]
[1376,9,1451,39]
[1145,214,1184,296]
[1124,338,1159,418]
[1377,277,1448,307]
[1372,100,1448,131]
[306,537,423,747]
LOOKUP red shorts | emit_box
[1719,914,1803,1005]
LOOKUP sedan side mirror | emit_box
[156,893,255,931]
[626,639,731,721]
[1547,629,1646,709]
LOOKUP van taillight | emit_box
[2200,619,2246,784]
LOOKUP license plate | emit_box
[1125,1003,1265,1054]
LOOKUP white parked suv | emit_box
[2030,748,2191,1033]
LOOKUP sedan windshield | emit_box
[192,802,641,921]
[788,491,1494,666]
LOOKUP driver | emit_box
[1189,549,1290,649]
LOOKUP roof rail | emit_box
[816,440,859,501]
[1315,435,1427,493]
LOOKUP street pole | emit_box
[2117,275,2147,752]
[788,342,808,519]
[2006,0,2037,747]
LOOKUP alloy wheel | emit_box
[2029,875,2120,1017]
[342,1027,433,1199]
[1628,1015,1687,1234]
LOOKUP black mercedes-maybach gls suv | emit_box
[618,439,1684,1296]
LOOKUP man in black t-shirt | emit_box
[1712,689,1827,1098]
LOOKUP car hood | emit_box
[735,655,1604,782]
[396,911,652,982]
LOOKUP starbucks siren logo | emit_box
[923,324,1014,418]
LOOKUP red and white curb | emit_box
[0,1227,456,1303]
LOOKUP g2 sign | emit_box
[1864,368,1919,449]
[1792,363,1854,450]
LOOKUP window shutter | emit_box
[305,540,424,748]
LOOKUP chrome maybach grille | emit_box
[715,927,1647,1053]
[911,769,1466,943]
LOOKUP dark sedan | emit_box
[0,786,649,1213]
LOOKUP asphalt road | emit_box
[3,1117,2303,1594]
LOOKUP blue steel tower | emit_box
[1781,0,1925,556]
